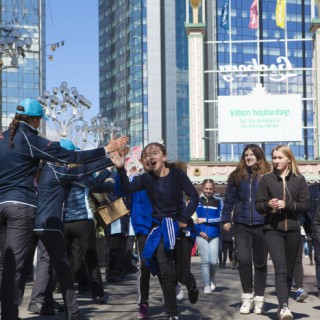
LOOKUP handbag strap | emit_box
[102,194,112,205]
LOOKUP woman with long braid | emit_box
[0,98,128,320]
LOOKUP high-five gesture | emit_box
[104,136,129,154]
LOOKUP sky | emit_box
[45,0,99,122]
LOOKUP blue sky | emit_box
[46,0,99,121]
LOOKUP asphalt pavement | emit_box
[18,256,320,320]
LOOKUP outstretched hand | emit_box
[0,132,3,140]
[109,151,124,168]
[104,136,129,154]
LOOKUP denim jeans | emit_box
[196,236,219,286]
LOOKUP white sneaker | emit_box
[204,285,211,294]
[240,293,254,314]
[176,284,184,300]
[253,296,265,314]
[210,282,216,292]
[278,304,293,320]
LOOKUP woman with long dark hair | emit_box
[221,144,271,315]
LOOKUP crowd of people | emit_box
[1,99,320,320]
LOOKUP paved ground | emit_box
[18,256,320,319]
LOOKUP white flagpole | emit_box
[257,0,261,85]
[284,0,288,93]
[229,0,233,96]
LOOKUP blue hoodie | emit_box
[114,173,153,236]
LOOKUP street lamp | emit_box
[38,81,92,138]
[0,26,33,70]
[76,113,122,147]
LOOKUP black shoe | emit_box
[53,300,64,313]
[27,302,55,315]
[94,296,105,305]
[188,287,199,304]
[68,311,89,320]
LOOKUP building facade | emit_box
[0,0,45,131]
[98,0,190,161]
[205,0,315,162]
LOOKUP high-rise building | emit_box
[205,0,315,161]
[0,0,45,131]
[98,0,190,161]
[99,0,316,163]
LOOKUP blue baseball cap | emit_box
[16,98,49,120]
[60,139,80,151]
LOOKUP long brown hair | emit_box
[229,144,271,185]
[143,142,187,172]
[9,106,41,149]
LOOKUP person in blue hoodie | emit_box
[195,179,223,294]
[221,144,271,315]
[0,98,128,320]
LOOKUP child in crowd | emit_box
[195,179,223,294]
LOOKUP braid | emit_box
[9,108,33,149]
[9,118,20,149]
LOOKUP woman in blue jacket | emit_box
[221,144,271,315]
[195,179,223,294]
[0,98,128,320]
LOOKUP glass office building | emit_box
[99,0,190,161]
[205,0,315,161]
[0,0,45,131]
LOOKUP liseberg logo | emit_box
[219,56,297,82]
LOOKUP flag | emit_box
[248,0,258,29]
[276,0,286,29]
[220,0,229,30]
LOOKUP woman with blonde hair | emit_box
[256,145,310,320]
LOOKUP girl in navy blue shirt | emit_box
[110,142,199,320]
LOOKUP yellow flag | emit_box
[276,0,286,29]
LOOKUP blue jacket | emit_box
[195,194,223,238]
[34,158,113,232]
[142,218,179,276]
[221,170,265,226]
[114,173,153,236]
[0,121,106,207]
[64,169,112,222]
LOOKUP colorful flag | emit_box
[248,0,258,29]
[220,0,229,30]
[276,0,286,29]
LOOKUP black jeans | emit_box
[313,235,320,290]
[105,233,126,279]
[34,230,79,317]
[137,234,151,304]
[30,239,55,306]
[293,235,304,289]
[234,224,268,296]
[264,228,301,307]
[156,235,196,317]
[64,220,104,298]
[0,203,35,320]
